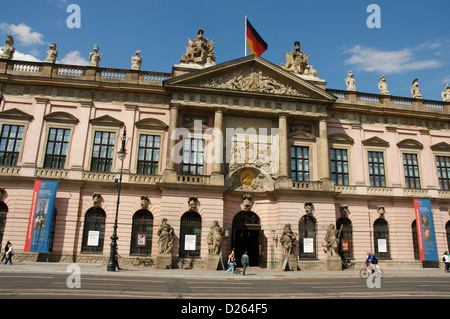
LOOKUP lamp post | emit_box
[107,127,127,271]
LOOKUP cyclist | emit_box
[365,251,379,274]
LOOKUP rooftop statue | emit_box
[410,78,422,99]
[89,45,102,67]
[131,50,143,70]
[180,28,216,65]
[44,43,59,64]
[280,41,318,78]
[0,35,15,60]
[378,75,390,95]
[442,84,450,102]
[345,71,356,91]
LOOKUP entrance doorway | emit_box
[231,211,262,267]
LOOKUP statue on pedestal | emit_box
[44,43,59,64]
[131,50,142,70]
[0,35,15,60]
[410,78,422,99]
[180,28,216,65]
[89,45,102,67]
[157,218,174,255]
[442,84,450,102]
[322,224,343,257]
[280,223,297,257]
[207,220,225,256]
[378,75,390,95]
[345,71,356,91]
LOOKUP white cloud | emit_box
[0,23,44,46]
[12,51,41,62]
[344,45,442,74]
[59,51,89,66]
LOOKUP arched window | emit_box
[0,202,8,246]
[179,211,202,258]
[336,217,353,259]
[130,209,154,256]
[411,220,420,260]
[373,218,390,259]
[81,207,106,253]
[299,215,316,259]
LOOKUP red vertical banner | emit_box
[24,180,41,252]
[414,198,425,261]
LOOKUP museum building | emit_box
[0,30,449,270]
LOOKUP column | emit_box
[276,112,291,189]
[210,107,224,185]
[163,103,179,182]
[317,117,333,190]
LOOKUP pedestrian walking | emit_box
[442,251,450,273]
[1,240,10,262]
[241,251,249,276]
[225,249,236,275]
[115,246,122,270]
[4,242,13,265]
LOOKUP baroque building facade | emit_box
[0,34,449,270]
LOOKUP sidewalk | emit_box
[0,262,447,279]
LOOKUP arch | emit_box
[81,207,106,253]
[179,211,202,258]
[0,201,8,246]
[232,211,261,267]
[298,215,317,259]
[373,218,390,259]
[130,209,154,256]
[336,217,353,259]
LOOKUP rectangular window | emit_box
[182,138,204,176]
[368,151,386,187]
[330,148,349,186]
[291,146,310,181]
[436,155,450,191]
[90,131,116,172]
[403,153,420,189]
[44,128,71,169]
[0,124,24,166]
[137,134,160,175]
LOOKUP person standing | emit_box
[241,251,249,276]
[442,251,450,273]
[1,241,11,262]
[226,249,236,275]
[4,242,13,265]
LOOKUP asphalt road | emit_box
[1,272,449,299]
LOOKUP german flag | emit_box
[246,18,268,56]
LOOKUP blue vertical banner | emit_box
[414,198,438,261]
[24,180,58,253]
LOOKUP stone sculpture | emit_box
[44,43,59,64]
[131,50,142,70]
[378,75,390,95]
[180,28,216,65]
[89,45,102,67]
[410,78,422,99]
[345,71,356,91]
[157,218,174,255]
[0,35,15,60]
[322,224,343,257]
[207,220,225,256]
[280,223,298,257]
[442,84,450,102]
[280,41,318,78]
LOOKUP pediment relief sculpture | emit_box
[197,67,308,97]
[227,167,275,192]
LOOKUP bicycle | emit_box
[359,262,383,279]
[132,255,154,267]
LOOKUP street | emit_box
[0,271,449,299]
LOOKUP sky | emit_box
[1,0,449,101]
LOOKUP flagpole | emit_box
[244,15,247,57]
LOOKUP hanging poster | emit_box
[184,234,196,251]
[87,231,100,246]
[377,239,387,253]
[414,198,438,261]
[137,233,146,246]
[24,180,59,253]
[303,238,314,253]
[340,238,350,252]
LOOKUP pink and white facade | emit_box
[0,51,449,270]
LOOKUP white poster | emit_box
[184,234,196,251]
[303,238,314,253]
[87,230,100,246]
[377,239,387,253]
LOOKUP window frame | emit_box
[87,127,119,173]
[0,123,26,166]
[42,126,72,169]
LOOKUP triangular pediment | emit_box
[431,141,450,152]
[90,115,124,127]
[44,111,79,124]
[165,55,335,102]
[362,136,389,147]
[0,108,34,121]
